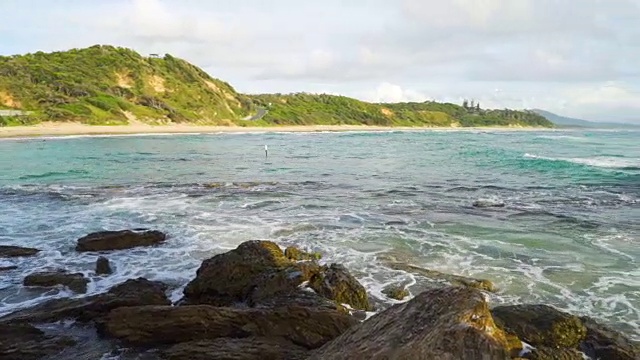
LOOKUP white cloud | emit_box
[1,0,639,122]
[364,83,428,103]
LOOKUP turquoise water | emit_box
[0,129,638,338]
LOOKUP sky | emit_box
[1,0,639,123]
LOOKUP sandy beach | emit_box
[0,122,548,139]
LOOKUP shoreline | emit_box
[0,122,552,139]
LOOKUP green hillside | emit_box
[0,45,255,126]
[251,93,553,127]
[0,45,553,128]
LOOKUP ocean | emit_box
[0,129,638,339]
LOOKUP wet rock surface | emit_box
[310,286,510,360]
[284,246,321,261]
[523,346,584,360]
[0,323,76,360]
[95,256,112,275]
[23,270,89,293]
[162,337,310,360]
[0,245,40,258]
[491,304,587,348]
[100,304,358,349]
[76,229,166,252]
[1,278,170,324]
[382,259,496,292]
[579,316,640,360]
[382,284,410,300]
[309,263,372,311]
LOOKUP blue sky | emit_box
[1,0,639,122]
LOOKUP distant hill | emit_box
[533,109,639,129]
[0,45,553,128]
[251,93,553,127]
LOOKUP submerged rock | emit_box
[23,270,89,293]
[100,304,358,349]
[385,261,496,292]
[491,304,587,348]
[95,256,112,275]
[284,246,322,261]
[1,278,169,324]
[473,198,506,208]
[310,286,510,360]
[0,245,40,258]
[0,323,76,360]
[579,316,640,360]
[309,263,372,311]
[75,229,166,252]
[0,265,18,271]
[162,337,310,360]
[382,284,410,300]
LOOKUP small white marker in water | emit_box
[264,144,268,158]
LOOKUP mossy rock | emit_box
[382,285,409,300]
[491,305,587,348]
[309,264,371,311]
[284,246,322,261]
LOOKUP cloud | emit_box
[0,0,639,122]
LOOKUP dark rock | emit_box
[310,286,510,360]
[183,240,320,306]
[491,305,587,348]
[473,199,506,208]
[0,245,40,258]
[284,246,321,261]
[1,278,170,324]
[579,316,640,360]
[382,284,410,300]
[76,229,166,252]
[0,265,18,271]
[252,290,347,313]
[309,263,372,311]
[385,262,496,292]
[0,323,76,360]
[523,346,584,360]
[100,304,358,349]
[162,337,310,360]
[248,262,323,306]
[23,270,89,293]
[95,256,112,275]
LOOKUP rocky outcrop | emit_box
[162,337,310,360]
[23,270,89,293]
[384,261,496,292]
[579,316,640,360]
[491,305,587,348]
[309,264,372,311]
[0,323,76,360]
[100,304,358,349]
[382,284,410,300]
[1,278,169,324]
[183,240,289,305]
[95,256,112,275]
[285,246,321,261]
[0,245,40,258]
[523,346,584,360]
[310,286,511,360]
[75,229,166,252]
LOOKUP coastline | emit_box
[0,122,551,139]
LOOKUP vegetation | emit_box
[252,93,553,127]
[0,45,255,126]
[0,45,554,128]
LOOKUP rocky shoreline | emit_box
[1,229,638,360]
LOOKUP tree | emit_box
[462,99,469,109]
[476,103,480,111]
